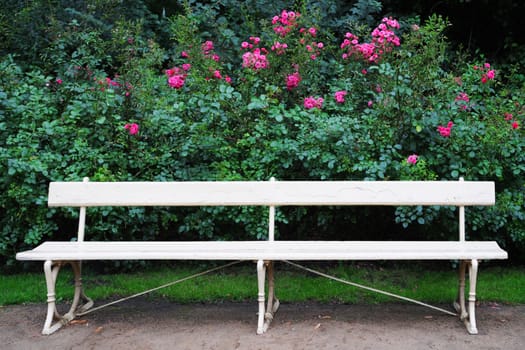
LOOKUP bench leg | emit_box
[454,259,479,334]
[263,261,280,333]
[256,260,280,334]
[256,260,266,334]
[42,260,93,335]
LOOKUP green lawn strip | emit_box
[1,264,523,306]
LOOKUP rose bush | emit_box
[1,5,524,270]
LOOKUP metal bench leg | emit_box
[42,260,93,335]
[454,259,479,334]
[263,261,280,333]
[256,260,266,334]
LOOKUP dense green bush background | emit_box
[1,0,524,270]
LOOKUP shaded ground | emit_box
[1,298,524,349]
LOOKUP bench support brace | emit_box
[42,260,93,335]
[256,260,279,334]
[454,259,479,334]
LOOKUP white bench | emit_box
[16,178,508,335]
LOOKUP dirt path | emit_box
[1,298,524,349]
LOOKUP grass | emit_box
[1,262,524,306]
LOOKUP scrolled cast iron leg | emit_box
[42,260,93,335]
[454,260,469,321]
[263,261,280,333]
[256,260,266,334]
[69,261,94,315]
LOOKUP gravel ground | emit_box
[1,298,524,350]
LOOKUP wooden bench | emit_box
[16,178,508,335]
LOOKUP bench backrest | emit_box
[49,180,494,207]
[48,178,495,242]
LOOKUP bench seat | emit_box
[16,240,507,261]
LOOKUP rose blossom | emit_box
[407,154,418,165]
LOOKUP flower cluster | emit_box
[241,37,269,71]
[455,92,470,110]
[299,27,324,60]
[124,123,139,135]
[166,66,188,89]
[474,63,496,84]
[201,40,220,62]
[334,90,347,104]
[504,113,520,129]
[167,40,232,87]
[271,41,288,55]
[272,10,300,37]
[341,17,400,63]
[304,96,324,109]
[95,76,120,92]
[437,121,454,137]
[286,72,301,90]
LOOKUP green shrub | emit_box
[1,3,524,270]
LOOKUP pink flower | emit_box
[486,70,495,80]
[124,123,139,135]
[455,92,470,110]
[105,77,119,87]
[202,40,214,54]
[308,27,317,36]
[340,18,400,63]
[407,154,418,165]
[512,121,519,129]
[334,90,347,104]
[181,51,189,58]
[455,92,469,103]
[242,49,269,70]
[504,113,513,121]
[272,10,300,37]
[437,121,453,137]
[213,70,222,79]
[367,100,373,107]
[165,67,179,76]
[182,63,191,71]
[56,78,63,84]
[286,72,301,90]
[304,96,324,109]
[168,74,186,89]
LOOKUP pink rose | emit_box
[407,154,418,165]
[334,90,347,104]
[124,123,139,135]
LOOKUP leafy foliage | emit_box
[1,1,524,270]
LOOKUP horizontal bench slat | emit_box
[48,181,495,207]
[16,241,508,261]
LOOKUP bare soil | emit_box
[1,298,524,350]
